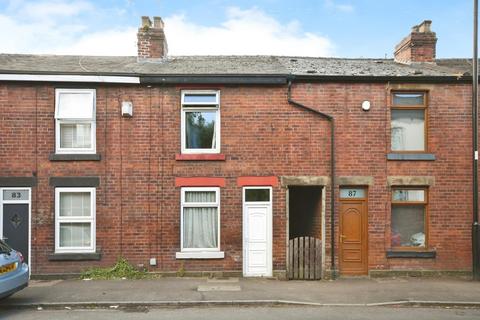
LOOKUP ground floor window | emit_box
[180,187,220,251]
[391,188,427,249]
[55,187,96,253]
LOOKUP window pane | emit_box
[57,92,94,119]
[183,94,217,104]
[183,207,218,248]
[340,188,366,199]
[245,189,270,202]
[60,192,91,217]
[391,205,425,247]
[185,111,216,149]
[393,93,424,106]
[60,123,92,149]
[3,190,29,201]
[59,223,91,247]
[185,191,216,203]
[392,190,425,202]
[391,109,425,151]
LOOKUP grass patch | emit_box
[80,257,148,280]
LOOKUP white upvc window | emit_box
[55,89,96,154]
[55,187,96,253]
[181,90,220,154]
[176,187,224,259]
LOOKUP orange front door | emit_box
[339,199,368,275]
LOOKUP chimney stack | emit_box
[394,20,437,64]
[137,16,168,60]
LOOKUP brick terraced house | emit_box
[0,18,476,278]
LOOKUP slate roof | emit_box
[0,53,473,78]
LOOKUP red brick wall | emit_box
[0,81,473,275]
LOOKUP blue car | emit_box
[0,239,29,299]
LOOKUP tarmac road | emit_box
[2,306,480,320]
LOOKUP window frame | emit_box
[180,187,221,253]
[390,187,429,251]
[180,90,221,154]
[55,88,96,154]
[390,91,428,153]
[55,187,96,253]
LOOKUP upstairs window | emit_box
[391,92,427,152]
[181,91,220,154]
[55,89,96,154]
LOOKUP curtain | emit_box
[60,192,91,217]
[183,191,217,249]
[60,123,92,148]
[60,223,91,247]
[391,109,425,151]
[185,191,215,202]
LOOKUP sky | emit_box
[0,0,474,58]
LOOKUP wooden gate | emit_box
[288,236,322,280]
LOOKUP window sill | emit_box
[386,250,436,259]
[387,153,436,161]
[175,251,225,259]
[175,154,226,161]
[48,252,101,261]
[49,153,102,161]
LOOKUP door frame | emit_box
[0,187,32,274]
[242,186,273,277]
[338,187,368,275]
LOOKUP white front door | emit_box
[243,187,272,277]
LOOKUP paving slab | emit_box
[1,277,479,308]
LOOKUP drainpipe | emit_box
[287,79,336,279]
[473,0,480,281]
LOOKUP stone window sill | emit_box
[48,252,102,261]
[175,154,226,161]
[386,250,436,259]
[49,153,102,161]
[387,153,436,161]
[175,251,224,259]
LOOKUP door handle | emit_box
[339,235,346,242]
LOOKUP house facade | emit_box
[0,18,474,278]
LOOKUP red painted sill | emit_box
[175,154,226,161]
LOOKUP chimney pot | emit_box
[141,16,152,28]
[417,20,432,33]
[153,16,164,29]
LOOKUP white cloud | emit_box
[0,0,135,56]
[0,2,334,57]
[325,0,354,13]
[165,7,334,56]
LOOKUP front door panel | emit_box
[339,200,367,275]
[3,203,29,263]
[243,202,272,277]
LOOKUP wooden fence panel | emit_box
[288,236,322,280]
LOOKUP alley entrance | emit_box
[288,186,322,280]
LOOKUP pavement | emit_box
[1,276,480,309]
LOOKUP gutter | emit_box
[293,74,472,84]
[287,78,336,279]
[0,73,140,84]
[140,75,287,85]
